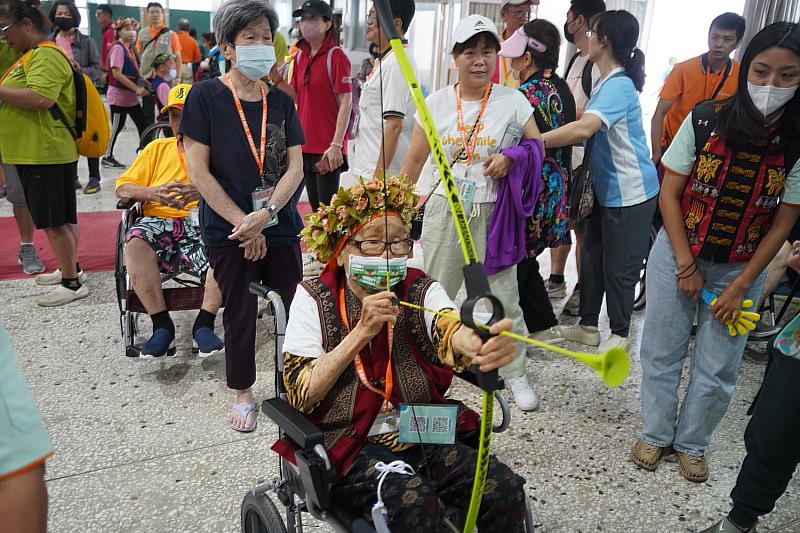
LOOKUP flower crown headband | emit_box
[301,175,419,264]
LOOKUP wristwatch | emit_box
[265,203,277,219]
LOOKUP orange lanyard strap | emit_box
[455,83,492,166]
[226,74,268,177]
[338,285,394,410]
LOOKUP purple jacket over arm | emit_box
[484,138,544,276]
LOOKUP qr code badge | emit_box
[409,415,427,433]
[430,415,451,434]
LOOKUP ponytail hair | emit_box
[592,10,646,92]
[622,48,646,92]
[0,0,50,34]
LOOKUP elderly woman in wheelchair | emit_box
[273,176,528,532]
[115,84,224,358]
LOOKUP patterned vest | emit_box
[271,268,479,479]
[682,115,789,263]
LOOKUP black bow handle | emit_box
[460,263,504,393]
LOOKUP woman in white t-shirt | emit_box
[401,15,542,411]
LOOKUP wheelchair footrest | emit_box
[126,287,206,313]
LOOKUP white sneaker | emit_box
[560,324,601,347]
[563,288,581,316]
[37,284,89,307]
[302,255,324,280]
[545,280,567,299]
[506,375,539,411]
[35,269,87,286]
[528,326,565,345]
[602,334,630,352]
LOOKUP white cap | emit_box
[452,15,500,51]
[504,0,532,5]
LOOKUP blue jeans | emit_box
[639,229,765,456]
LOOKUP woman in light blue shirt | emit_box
[541,10,659,352]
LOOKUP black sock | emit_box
[61,277,82,290]
[151,311,175,335]
[76,262,81,273]
[549,274,565,284]
[192,309,216,335]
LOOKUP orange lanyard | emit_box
[225,74,268,177]
[0,56,22,85]
[338,285,394,411]
[455,83,492,166]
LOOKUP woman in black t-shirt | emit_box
[181,0,305,432]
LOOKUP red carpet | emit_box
[0,202,315,282]
[0,210,120,282]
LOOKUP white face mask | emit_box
[747,82,799,116]
[167,68,177,80]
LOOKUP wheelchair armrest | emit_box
[261,398,324,450]
[455,366,505,391]
[116,198,136,210]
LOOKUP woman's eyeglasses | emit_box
[349,238,414,256]
[0,21,16,38]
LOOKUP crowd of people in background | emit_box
[1,0,800,531]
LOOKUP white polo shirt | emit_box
[350,50,417,179]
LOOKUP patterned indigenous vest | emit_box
[682,101,792,263]
[271,268,479,479]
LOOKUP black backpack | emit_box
[691,100,800,174]
[565,51,593,100]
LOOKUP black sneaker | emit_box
[83,178,101,194]
[101,156,126,169]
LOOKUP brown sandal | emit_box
[677,452,708,482]
[630,439,665,471]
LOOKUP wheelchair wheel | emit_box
[241,491,288,533]
[114,220,127,308]
[633,223,658,311]
[137,122,173,152]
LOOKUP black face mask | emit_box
[563,20,576,45]
[54,17,76,31]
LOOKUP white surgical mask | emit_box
[235,44,276,81]
[747,82,799,117]
[167,68,177,80]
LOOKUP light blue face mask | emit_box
[235,44,276,81]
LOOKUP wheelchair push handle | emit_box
[249,282,271,299]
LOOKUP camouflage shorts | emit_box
[125,216,208,275]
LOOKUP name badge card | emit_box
[398,404,457,445]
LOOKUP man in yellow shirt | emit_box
[115,84,223,359]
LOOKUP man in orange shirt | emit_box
[176,19,201,84]
[651,12,746,166]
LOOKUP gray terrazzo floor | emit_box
[1,128,799,532]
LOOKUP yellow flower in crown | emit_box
[301,175,420,264]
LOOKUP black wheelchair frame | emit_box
[113,123,207,357]
[240,283,535,533]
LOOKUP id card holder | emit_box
[452,164,476,214]
[188,207,200,227]
[251,186,279,228]
[398,404,457,445]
